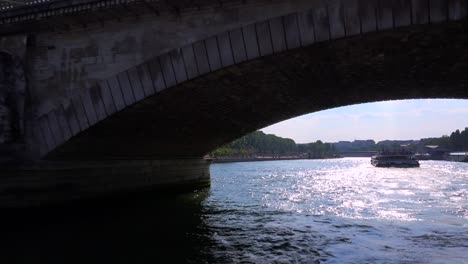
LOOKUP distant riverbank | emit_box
[207,156,342,163]
[209,157,306,163]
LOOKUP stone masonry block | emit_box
[229,28,247,63]
[47,110,64,146]
[312,1,330,42]
[256,21,274,56]
[88,84,107,122]
[137,63,156,97]
[269,16,287,52]
[412,0,430,24]
[170,49,188,84]
[55,105,72,141]
[393,0,411,27]
[217,32,235,67]
[147,58,166,93]
[81,88,99,126]
[72,96,90,131]
[205,36,222,71]
[328,0,346,39]
[344,0,361,36]
[37,128,50,156]
[128,67,145,101]
[107,76,126,111]
[159,53,177,87]
[283,13,301,49]
[97,80,116,116]
[182,45,199,79]
[297,9,316,46]
[448,0,468,20]
[429,0,448,22]
[377,0,394,30]
[63,101,80,136]
[242,24,260,59]
[39,115,55,150]
[359,0,378,33]
[193,41,210,75]
[117,71,136,106]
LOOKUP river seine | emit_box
[2,158,467,263]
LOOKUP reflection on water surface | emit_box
[2,159,467,263]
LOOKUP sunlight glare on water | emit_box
[204,158,468,263]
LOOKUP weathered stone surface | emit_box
[170,49,188,84]
[297,9,316,46]
[312,1,330,42]
[89,84,107,121]
[182,45,199,80]
[38,115,54,150]
[97,80,116,116]
[159,54,177,87]
[269,16,287,52]
[55,105,72,142]
[63,101,80,136]
[217,32,235,67]
[50,22,468,160]
[47,109,65,146]
[128,67,146,101]
[107,76,126,111]
[81,88,99,126]
[193,41,210,75]
[1,0,468,162]
[230,29,247,64]
[205,37,222,71]
[148,58,166,93]
[283,13,301,49]
[412,0,430,24]
[448,0,468,20]
[359,0,378,33]
[137,63,156,97]
[256,21,274,56]
[344,0,360,36]
[377,0,394,30]
[430,0,448,22]
[71,96,89,131]
[328,0,346,39]
[393,0,412,27]
[242,24,260,59]
[117,71,136,107]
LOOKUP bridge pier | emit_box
[0,158,211,207]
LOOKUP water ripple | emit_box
[206,159,468,263]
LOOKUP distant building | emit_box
[333,140,376,151]
[377,140,418,148]
[424,145,449,160]
[447,152,468,162]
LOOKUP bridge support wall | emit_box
[0,158,210,207]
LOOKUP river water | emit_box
[2,158,468,263]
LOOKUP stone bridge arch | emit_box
[36,0,468,159]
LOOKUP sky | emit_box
[261,99,468,144]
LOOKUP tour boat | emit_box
[371,150,420,168]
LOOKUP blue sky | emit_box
[261,99,468,143]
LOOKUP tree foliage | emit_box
[211,131,336,158]
[420,127,468,151]
[211,126,468,159]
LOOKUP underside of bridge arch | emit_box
[49,21,468,160]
